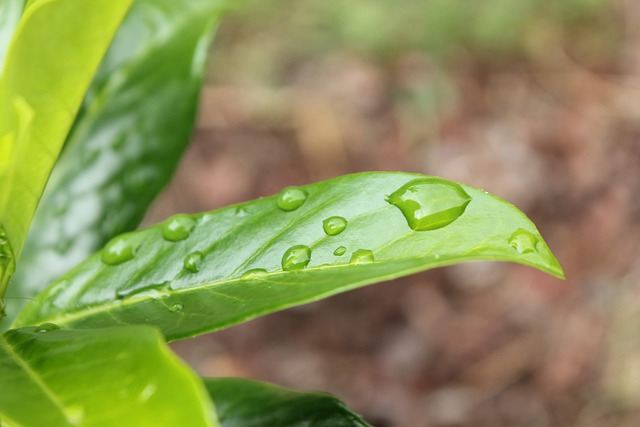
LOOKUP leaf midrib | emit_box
[1,336,73,425]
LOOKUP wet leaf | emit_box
[14,173,563,340]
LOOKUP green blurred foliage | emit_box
[210,0,619,85]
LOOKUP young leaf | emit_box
[0,0,133,296]
[14,173,564,340]
[0,325,217,426]
[205,377,372,427]
[1,0,229,328]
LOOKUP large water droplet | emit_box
[34,323,60,333]
[323,216,348,236]
[350,249,374,265]
[386,178,471,231]
[276,187,308,211]
[242,268,268,279]
[162,214,196,242]
[508,229,539,254]
[183,251,203,273]
[102,233,141,265]
[334,246,347,256]
[169,303,184,313]
[282,245,311,271]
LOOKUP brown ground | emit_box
[147,2,640,426]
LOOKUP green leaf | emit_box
[0,325,217,427]
[205,377,372,427]
[1,0,229,327]
[14,173,564,339]
[0,0,132,296]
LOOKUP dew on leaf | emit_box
[34,323,60,333]
[183,251,203,273]
[169,303,184,313]
[282,245,311,271]
[333,246,347,256]
[242,268,268,279]
[386,177,471,231]
[322,216,348,236]
[508,229,539,254]
[161,214,196,242]
[276,187,308,212]
[116,282,170,299]
[350,249,374,265]
[102,232,141,265]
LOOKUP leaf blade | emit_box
[205,377,372,427]
[0,0,133,293]
[14,173,563,339]
[0,325,217,427]
[2,0,229,326]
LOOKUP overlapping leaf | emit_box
[0,0,132,298]
[0,325,216,426]
[205,377,372,427]
[14,173,564,340]
[2,0,230,327]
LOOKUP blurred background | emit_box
[145,0,639,425]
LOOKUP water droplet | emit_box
[34,323,60,333]
[350,249,374,265]
[386,178,471,231]
[282,245,311,271]
[162,214,196,242]
[169,303,184,313]
[276,187,308,211]
[333,246,347,256]
[116,282,170,299]
[183,251,203,273]
[322,216,348,236]
[102,232,141,265]
[235,206,251,217]
[508,229,540,254]
[242,268,268,279]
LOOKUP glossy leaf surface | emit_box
[0,0,132,294]
[15,173,564,339]
[205,377,372,427]
[0,326,216,426]
[2,0,228,327]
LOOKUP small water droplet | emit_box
[183,251,203,273]
[34,323,60,333]
[508,229,540,254]
[242,268,268,279]
[333,246,347,256]
[322,216,348,236]
[162,214,196,242]
[276,187,308,211]
[386,177,471,231]
[169,303,184,313]
[235,206,251,217]
[102,232,141,265]
[282,245,311,271]
[116,282,170,299]
[350,249,374,265]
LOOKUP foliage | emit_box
[0,1,564,426]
